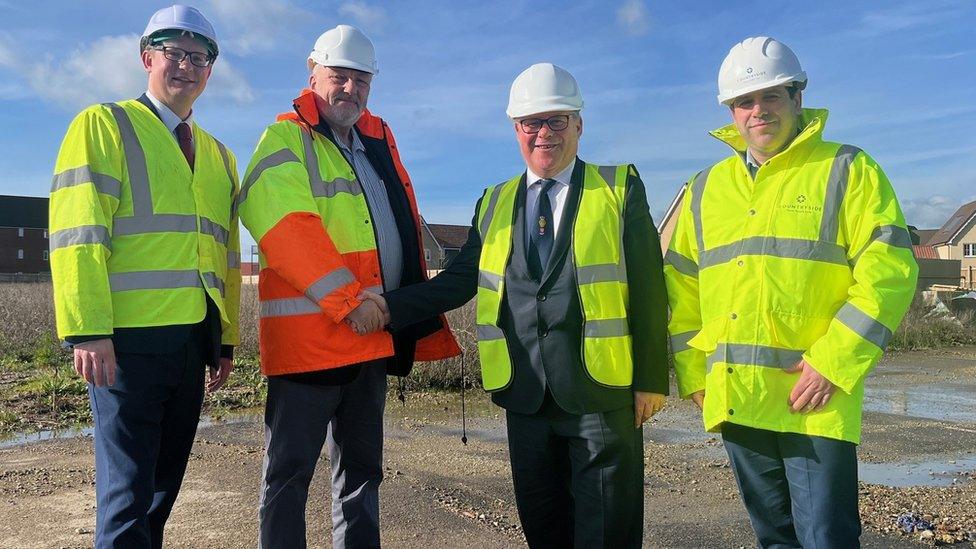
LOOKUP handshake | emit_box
[345,290,390,335]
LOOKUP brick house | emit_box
[928,200,976,289]
[0,195,50,274]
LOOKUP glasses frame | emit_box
[151,45,214,68]
[518,114,575,134]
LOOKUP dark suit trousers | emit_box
[505,394,644,549]
[722,422,861,549]
[88,331,207,549]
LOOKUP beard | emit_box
[323,101,363,128]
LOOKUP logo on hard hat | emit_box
[746,67,754,74]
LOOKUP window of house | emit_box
[17,249,24,260]
[964,243,976,258]
[43,250,49,261]
[18,228,24,237]
[43,229,48,239]
[424,249,431,261]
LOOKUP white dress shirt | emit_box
[145,90,193,142]
[525,159,575,244]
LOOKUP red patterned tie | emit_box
[176,122,195,170]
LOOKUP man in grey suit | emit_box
[360,63,670,547]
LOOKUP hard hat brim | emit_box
[717,72,807,105]
[308,52,377,75]
[506,102,582,120]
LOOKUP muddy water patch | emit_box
[860,455,976,487]
[863,385,976,423]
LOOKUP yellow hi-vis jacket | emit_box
[50,99,241,344]
[665,108,917,443]
[476,163,633,391]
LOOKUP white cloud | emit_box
[0,33,254,110]
[902,195,976,229]
[617,0,650,36]
[205,0,312,53]
[27,34,147,107]
[338,2,388,30]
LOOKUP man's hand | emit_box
[689,390,705,410]
[357,290,390,326]
[207,357,234,393]
[634,391,666,428]
[786,359,836,413]
[345,299,386,335]
[73,338,117,387]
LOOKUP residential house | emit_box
[423,219,469,269]
[928,200,976,289]
[0,195,50,274]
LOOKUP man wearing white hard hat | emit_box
[364,63,670,547]
[49,4,240,547]
[665,37,917,547]
[237,24,459,547]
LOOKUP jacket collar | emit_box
[277,88,386,141]
[710,107,829,157]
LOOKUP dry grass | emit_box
[888,295,976,351]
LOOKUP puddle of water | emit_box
[859,456,976,487]
[863,385,976,423]
[0,413,257,450]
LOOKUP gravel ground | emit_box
[1,348,974,548]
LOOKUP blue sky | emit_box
[2,0,974,253]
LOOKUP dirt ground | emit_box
[1,348,975,548]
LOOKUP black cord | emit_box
[460,350,467,445]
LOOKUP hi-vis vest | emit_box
[237,89,459,375]
[475,163,634,391]
[665,108,918,443]
[50,99,241,344]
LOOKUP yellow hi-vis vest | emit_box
[475,162,633,391]
[50,99,242,344]
[665,108,917,443]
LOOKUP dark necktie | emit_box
[176,122,194,170]
[527,178,557,279]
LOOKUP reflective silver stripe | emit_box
[216,140,239,219]
[478,270,502,291]
[51,166,122,198]
[835,303,892,349]
[584,318,629,338]
[299,128,329,196]
[202,272,225,296]
[109,270,201,291]
[851,225,913,265]
[690,168,710,255]
[598,165,617,190]
[312,177,363,198]
[476,324,505,341]
[105,103,153,217]
[199,217,229,245]
[699,236,848,269]
[707,343,803,371]
[819,145,862,243]
[113,214,197,236]
[49,225,111,251]
[363,285,382,294]
[227,251,241,269]
[664,249,699,278]
[669,330,698,353]
[237,148,301,207]
[260,297,321,318]
[305,267,355,302]
[479,184,505,238]
[577,263,625,284]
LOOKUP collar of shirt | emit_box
[745,149,761,170]
[526,158,575,190]
[145,91,193,136]
[330,126,365,154]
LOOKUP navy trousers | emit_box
[88,335,206,548]
[722,422,861,549]
[505,394,644,549]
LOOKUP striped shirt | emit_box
[332,127,403,291]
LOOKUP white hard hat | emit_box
[141,5,218,56]
[716,36,806,105]
[308,24,378,75]
[506,63,583,119]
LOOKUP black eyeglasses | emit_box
[152,45,214,68]
[518,114,574,134]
